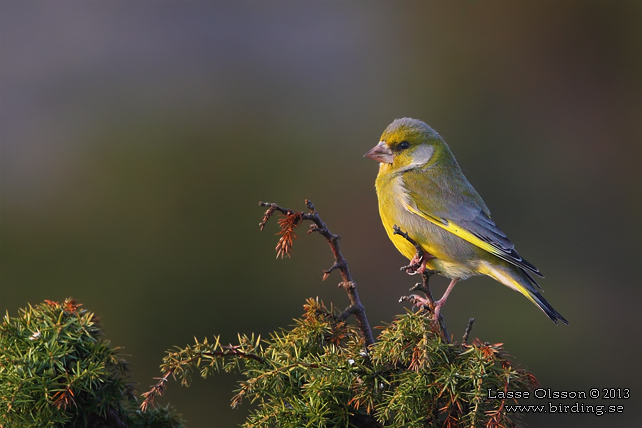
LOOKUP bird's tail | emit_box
[482,262,568,325]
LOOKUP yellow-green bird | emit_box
[365,118,567,324]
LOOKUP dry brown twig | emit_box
[140,372,170,412]
[259,200,375,347]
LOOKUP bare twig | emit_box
[259,200,375,347]
[259,204,294,230]
[140,371,170,412]
[462,318,475,346]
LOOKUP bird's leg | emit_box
[433,278,460,318]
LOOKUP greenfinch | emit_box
[365,118,567,324]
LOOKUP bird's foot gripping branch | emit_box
[392,225,437,276]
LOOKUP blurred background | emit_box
[1,1,640,427]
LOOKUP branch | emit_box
[462,318,475,346]
[140,371,170,412]
[140,346,264,411]
[259,200,375,347]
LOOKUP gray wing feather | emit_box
[403,168,543,278]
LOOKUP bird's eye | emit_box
[398,141,410,150]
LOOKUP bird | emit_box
[364,118,568,324]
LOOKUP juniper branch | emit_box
[141,346,265,411]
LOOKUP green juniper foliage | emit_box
[146,298,538,428]
[1,202,538,428]
[0,299,183,428]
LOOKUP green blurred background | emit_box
[1,1,640,427]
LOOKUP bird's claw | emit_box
[402,265,421,275]
[401,253,435,275]
[400,294,431,308]
[400,294,446,319]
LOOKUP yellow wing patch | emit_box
[404,204,508,260]
[404,202,542,277]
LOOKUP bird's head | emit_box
[365,118,447,172]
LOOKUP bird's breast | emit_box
[375,172,429,258]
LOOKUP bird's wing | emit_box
[403,171,543,278]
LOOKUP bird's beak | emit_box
[364,141,393,164]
